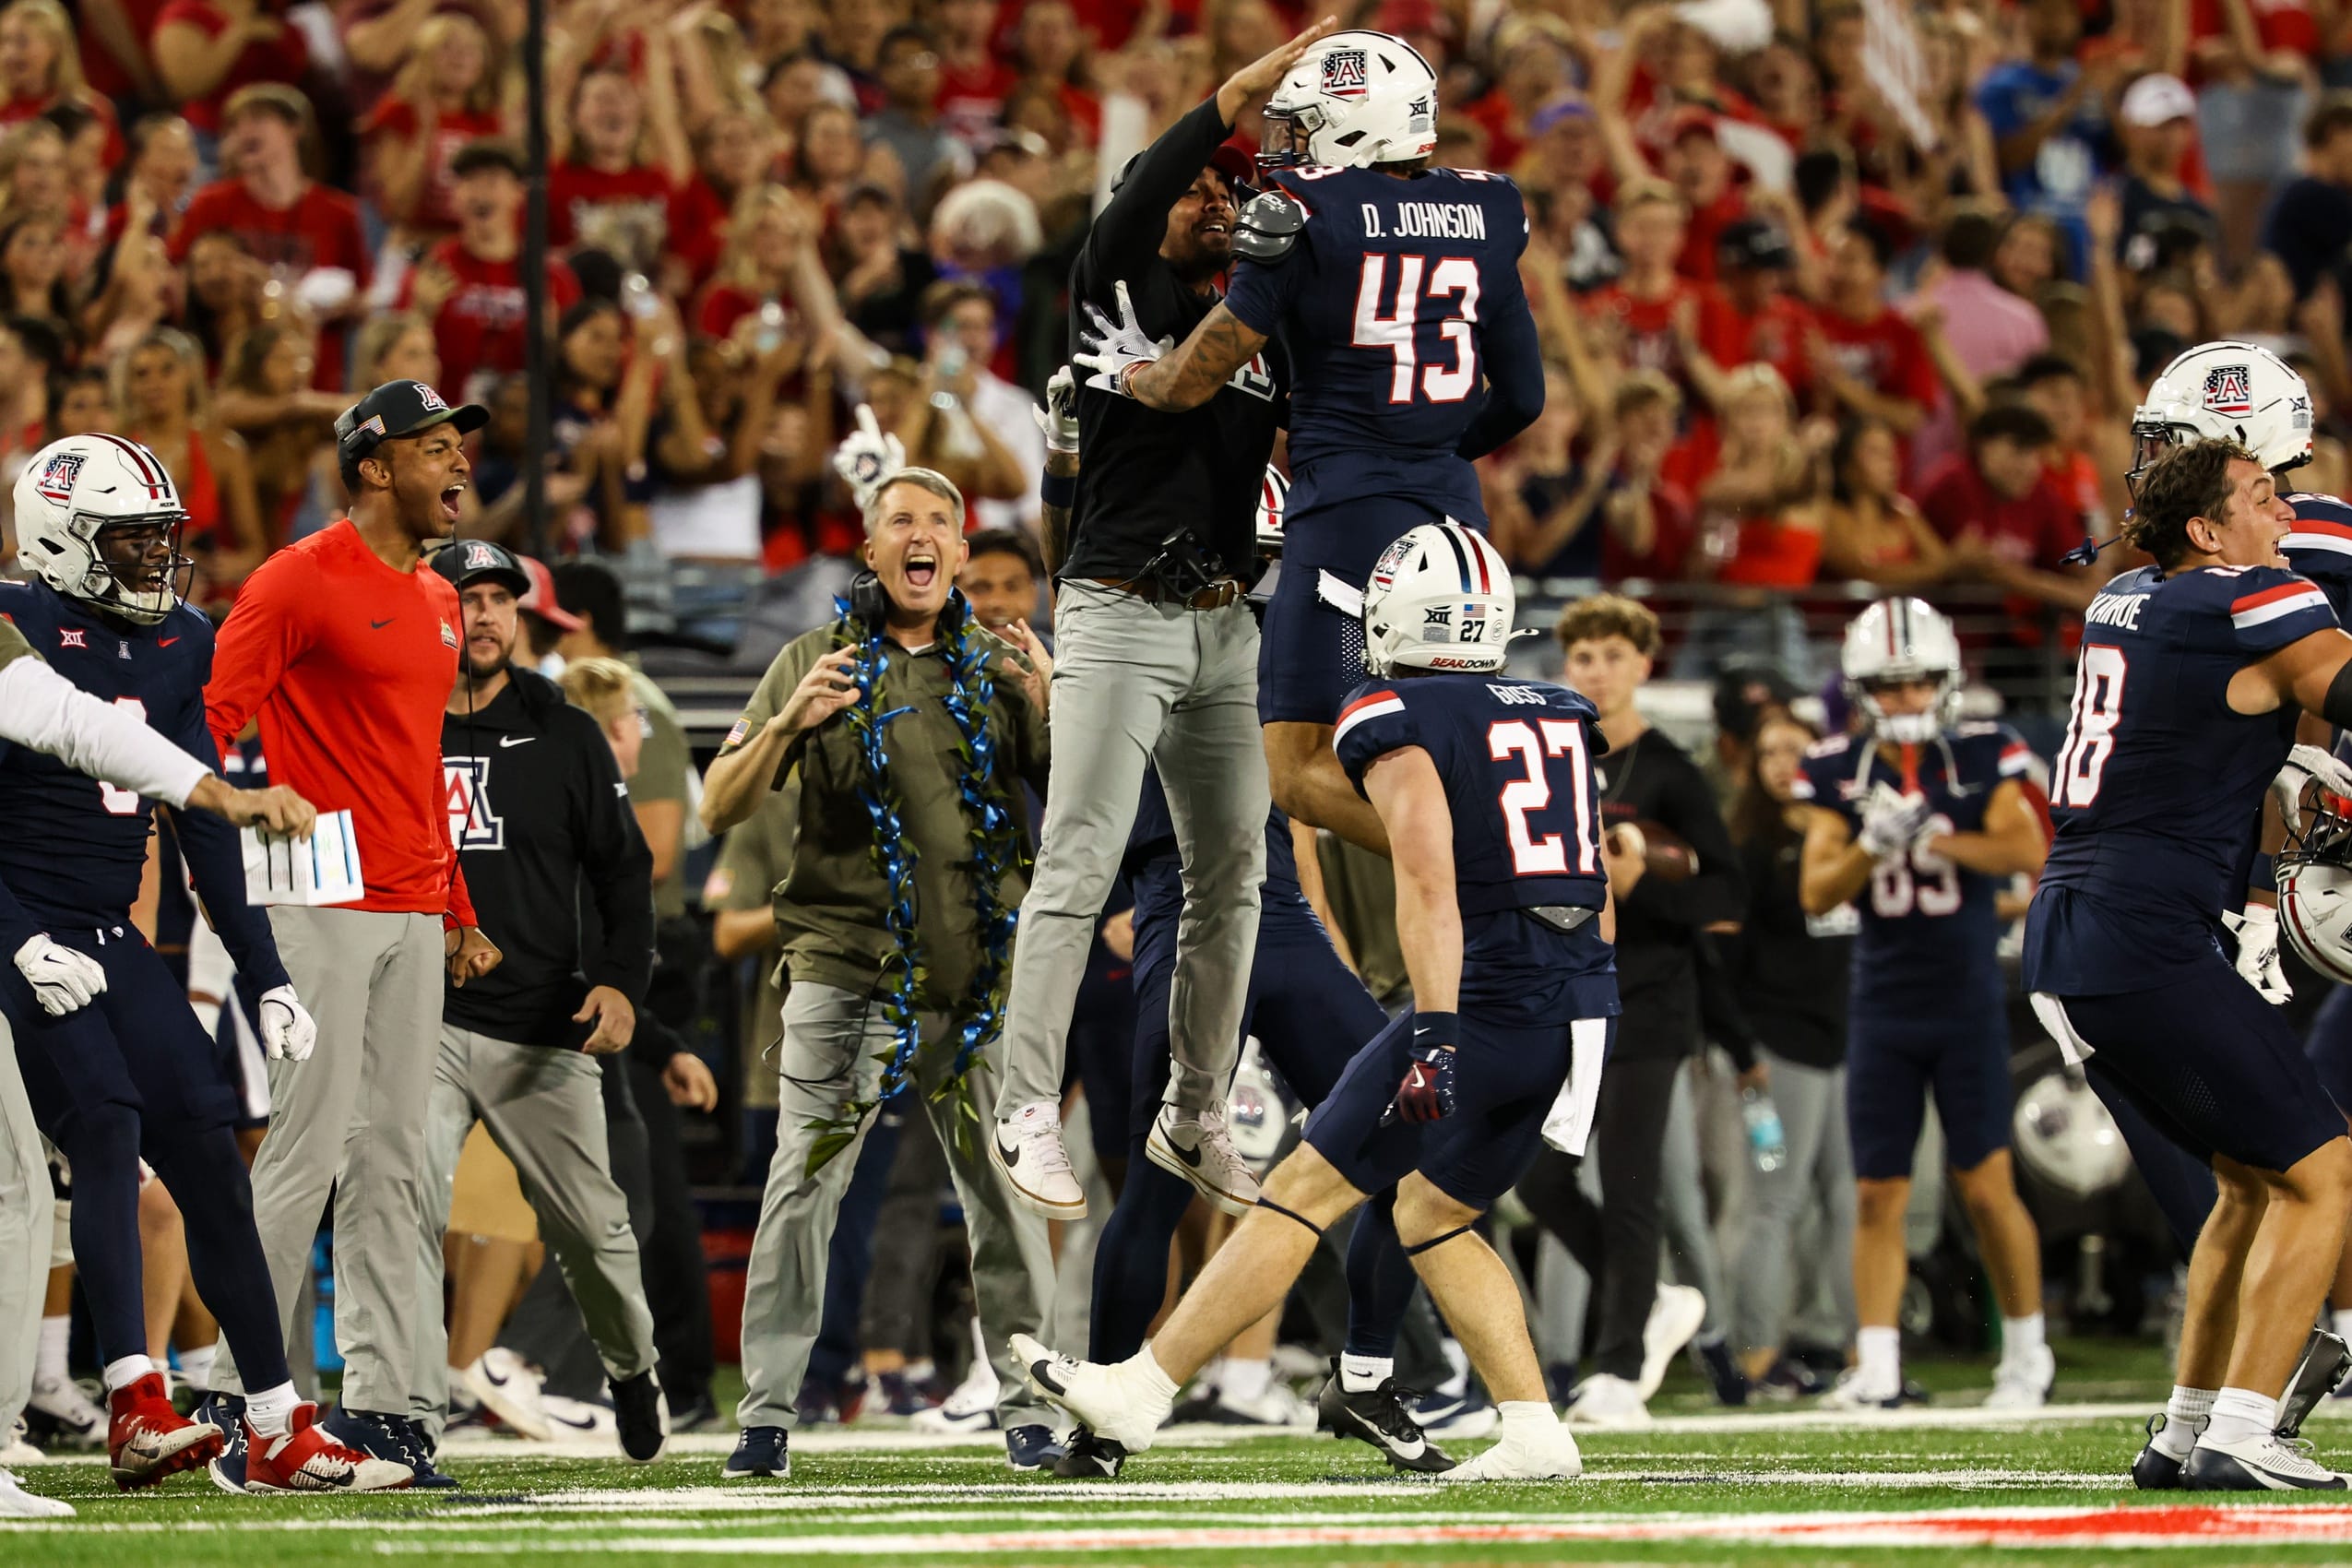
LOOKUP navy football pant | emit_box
[8,925,289,1387]
[1258,497,1473,727]
[2084,1058,2216,1259]
[1088,906,1404,1366]
[1845,1009,2014,1181]
[2307,984,2352,1119]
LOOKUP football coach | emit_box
[202,379,504,1487]
[986,17,1332,1221]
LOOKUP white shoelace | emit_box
[1016,1119,1076,1181]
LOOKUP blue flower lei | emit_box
[802,588,1028,1175]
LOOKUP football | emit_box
[1609,818,1699,881]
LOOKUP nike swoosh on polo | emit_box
[371,618,394,629]
[499,736,534,747]
[159,636,180,647]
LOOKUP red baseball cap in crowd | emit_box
[519,555,585,632]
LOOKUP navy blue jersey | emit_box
[1225,165,1541,575]
[1332,672,1608,919]
[0,582,286,987]
[1792,724,2033,1016]
[2025,563,2338,995]
[2282,490,2352,622]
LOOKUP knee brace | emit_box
[1401,1222,1479,1257]
[1254,1196,1324,1238]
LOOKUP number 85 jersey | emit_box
[2025,563,2336,996]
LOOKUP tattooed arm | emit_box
[1040,446,1080,578]
[1123,304,1267,412]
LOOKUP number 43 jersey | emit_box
[1793,723,2033,1016]
[2025,563,2337,997]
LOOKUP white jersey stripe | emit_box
[2231,588,2329,630]
[1332,694,1406,749]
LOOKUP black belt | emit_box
[1524,905,1598,933]
[1086,576,1247,611]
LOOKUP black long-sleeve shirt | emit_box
[442,668,653,1047]
[1595,725,1744,1060]
[1062,94,1286,581]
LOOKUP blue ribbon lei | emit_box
[803,588,1028,1175]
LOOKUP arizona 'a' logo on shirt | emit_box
[2204,363,2253,416]
[444,756,504,850]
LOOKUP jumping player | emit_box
[2026,437,2352,1490]
[0,434,411,1494]
[1794,599,2052,1411]
[1012,522,1614,1483]
[1075,30,1543,852]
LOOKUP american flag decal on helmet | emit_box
[1321,47,1368,99]
[35,452,80,504]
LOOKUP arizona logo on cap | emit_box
[413,383,450,413]
[464,541,498,570]
[1321,46,1369,100]
[35,451,81,504]
[2204,363,2253,416]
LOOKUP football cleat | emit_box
[2132,1414,2196,1491]
[1818,1369,1909,1412]
[2185,1432,2351,1491]
[108,1372,223,1489]
[1437,1422,1583,1483]
[1317,1371,1454,1472]
[1636,1285,1707,1399]
[1984,1345,2056,1410]
[1051,1426,1128,1479]
[322,1408,457,1490]
[1564,1372,1652,1429]
[1010,1334,1170,1454]
[1005,1423,1067,1470]
[991,1103,1087,1218]
[0,1466,73,1517]
[1144,1105,1259,1217]
[721,1426,790,1479]
[197,1393,249,1492]
[28,1372,108,1450]
[612,1372,668,1463]
[244,1406,413,1492]
[461,1348,554,1441]
[1694,1338,1750,1406]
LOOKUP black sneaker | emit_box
[2132,1414,2193,1491]
[1315,1370,1454,1473]
[321,1408,457,1490]
[1004,1423,1066,1471]
[722,1426,790,1479]
[666,1390,722,1433]
[196,1394,247,1493]
[612,1372,668,1463]
[1695,1339,1749,1407]
[1051,1426,1127,1479]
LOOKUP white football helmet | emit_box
[1360,520,1513,677]
[2131,339,2313,491]
[1259,30,1439,174]
[2277,781,2352,985]
[2011,1073,2133,1198]
[1254,464,1289,557]
[1841,597,1962,744]
[14,434,192,625]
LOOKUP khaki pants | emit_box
[0,1016,48,1435]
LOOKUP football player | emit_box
[1074,30,1543,855]
[0,435,410,1495]
[2025,436,2352,1490]
[1794,600,2052,1411]
[1012,522,1614,1483]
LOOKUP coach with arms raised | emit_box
[200,380,503,1488]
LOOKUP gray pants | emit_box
[994,580,1268,1117]
[1661,1061,1729,1340]
[214,908,445,1412]
[1731,1051,1858,1356]
[740,981,1055,1432]
[412,1027,658,1436]
[0,1016,46,1436]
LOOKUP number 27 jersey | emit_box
[2025,563,2337,994]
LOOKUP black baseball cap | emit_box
[1717,217,1796,273]
[336,379,489,471]
[430,537,530,597]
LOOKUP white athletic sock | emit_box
[2001,1313,2047,1362]
[1339,1354,1394,1395]
[101,1355,156,1395]
[1219,1358,1271,1404]
[2334,1309,2352,1346]
[1130,1346,1180,1402]
[35,1315,67,1385]
[176,1344,216,1395]
[2199,1386,2281,1450]
[244,1381,299,1438]
[1856,1326,1901,1392]
[2156,1386,2216,1459]
[1497,1399,1556,1436]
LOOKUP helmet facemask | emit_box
[1853,671,1957,746]
[78,511,192,625]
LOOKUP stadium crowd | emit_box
[7,0,2352,1498]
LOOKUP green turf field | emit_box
[12,1342,2352,1564]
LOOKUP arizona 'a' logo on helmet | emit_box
[34,451,82,505]
[2204,363,2253,417]
[1319,47,1369,100]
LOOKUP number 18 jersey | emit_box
[2024,563,2337,996]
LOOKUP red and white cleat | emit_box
[108,1372,223,1490]
[244,1406,414,1493]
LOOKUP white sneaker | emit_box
[0,1467,73,1517]
[1,1417,40,1466]
[462,1348,554,1441]
[539,1395,617,1440]
[1009,1333,1170,1454]
[2187,1432,2352,1491]
[1201,1383,1314,1428]
[1984,1345,2055,1411]
[992,1102,1087,1218]
[1635,1285,1706,1400]
[1438,1422,1583,1482]
[1144,1105,1260,1216]
[1819,1368,1904,1411]
[911,1361,1001,1434]
[29,1372,106,1449]
[1563,1373,1652,1429]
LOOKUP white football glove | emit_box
[257,984,317,1062]
[1857,784,1931,861]
[2273,743,2352,842]
[13,934,103,1017]
[1074,280,1172,397]
[2221,904,2293,1005]
[1033,364,1079,453]
[830,403,905,508]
